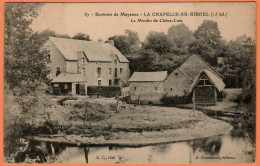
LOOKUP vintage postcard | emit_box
[1,1,258,165]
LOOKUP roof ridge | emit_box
[134,71,167,73]
[194,54,224,78]
[49,36,105,44]
[46,37,129,62]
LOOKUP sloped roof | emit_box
[189,69,225,92]
[48,37,129,62]
[179,54,223,80]
[51,73,87,83]
[129,71,168,82]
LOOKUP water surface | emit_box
[53,131,255,163]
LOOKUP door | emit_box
[195,86,215,105]
[114,79,119,86]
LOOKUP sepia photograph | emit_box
[2,2,257,164]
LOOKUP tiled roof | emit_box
[51,73,87,83]
[128,71,168,82]
[48,37,129,62]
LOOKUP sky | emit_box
[30,2,256,42]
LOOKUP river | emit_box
[51,129,255,163]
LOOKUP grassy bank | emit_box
[5,93,233,163]
[22,96,232,146]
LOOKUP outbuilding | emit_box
[128,71,168,104]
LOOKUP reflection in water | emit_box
[83,146,89,163]
[190,136,222,155]
[151,144,171,154]
[50,131,255,163]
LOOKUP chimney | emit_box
[108,40,114,46]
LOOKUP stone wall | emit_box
[43,40,130,87]
[78,53,130,86]
[66,61,78,73]
[129,81,164,103]
[42,40,67,80]
[163,69,193,97]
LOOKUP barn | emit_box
[189,69,225,105]
[163,54,225,105]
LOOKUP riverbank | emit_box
[26,99,233,147]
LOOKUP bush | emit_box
[217,91,227,101]
[58,96,78,105]
[160,94,191,105]
[87,86,121,97]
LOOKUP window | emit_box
[175,73,178,76]
[115,68,118,78]
[120,68,123,74]
[56,67,61,76]
[114,59,118,64]
[80,58,85,64]
[81,68,85,76]
[98,80,101,86]
[170,88,173,91]
[155,87,158,90]
[53,84,59,87]
[134,87,137,90]
[47,54,51,62]
[97,67,101,78]
[109,80,112,86]
[114,79,119,86]
[109,68,112,75]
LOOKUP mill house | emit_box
[42,37,130,95]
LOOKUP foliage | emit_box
[126,49,159,74]
[143,31,171,55]
[126,50,188,75]
[72,32,91,41]
[160,94,191,105]
[87,86,121,97]
[109,35,131,54]
[167,23,195,54]
[4,3,52,157]
[218,35,256,97]
[37,29,71,43]
[108,29,141,55]
[189,20,224,66]
[4,82,52,156]
[4,3,50,89]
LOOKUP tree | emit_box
[143,31,171,55]
[189,20,224,66]
[108,30,141,55]
[4,3,50,89]
[55,33,71,39]
[108,35,131,55]
[126,49,159,75]
[125,29,141,53]
[72,32,91,41]
[37,29,71,44]
[218,35,255,104]
[167,24,194,54]
[4,3,51,158]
